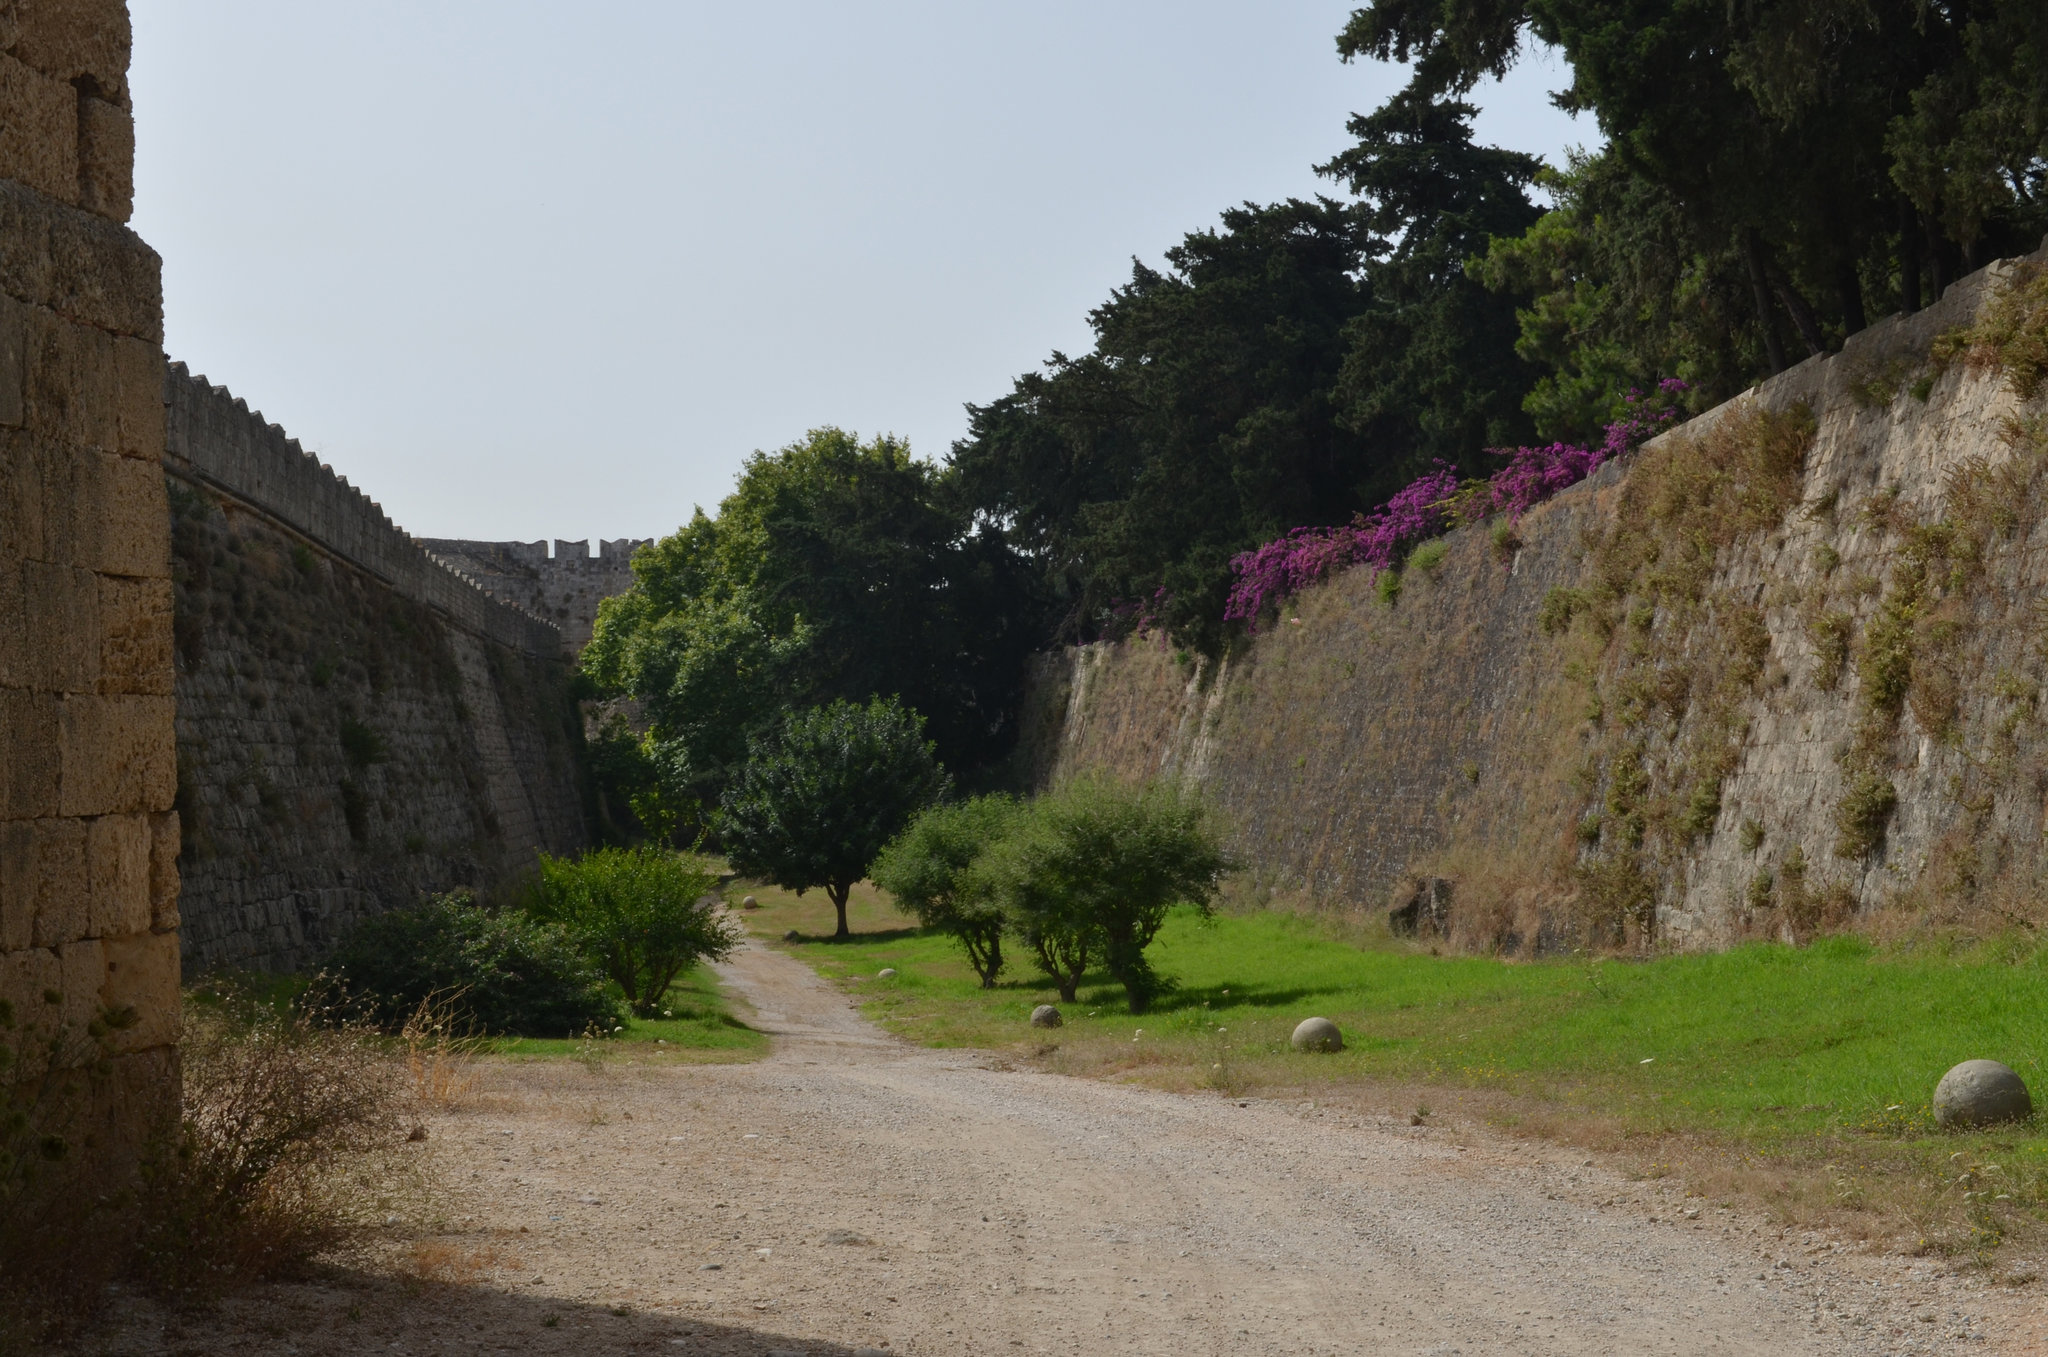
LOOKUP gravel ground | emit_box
[80,939,2045,1355]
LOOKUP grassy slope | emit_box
[487,962,768,1062]
[741,880,2048,1252]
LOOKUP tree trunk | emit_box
[1774,278,1826,357]
[829,881,851,940]
[1898,199,1921,314]
[1743,229,1788,374]
[1836,259,1866,336]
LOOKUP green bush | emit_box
[872,796,1018,988]
[981,779,1230,1013]
[329,892,621,1037]
[1834,773,1899,860]
[527,848,738,1015]
[720,695,950,938]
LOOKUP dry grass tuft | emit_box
[403,1239,520,1289]
[1933,259,2048,400]
[399,992,484,1110]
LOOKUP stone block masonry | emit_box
[420,535,649,654]
[164,368,591,973]
[1025,241,2048,950]
[1,0,181,1192]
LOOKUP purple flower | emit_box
[1224,380,1689,627]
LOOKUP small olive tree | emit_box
[718,696,950,939]
[527,847,738,1015]
[984,779,1228,1013]
[872,795,1018,987]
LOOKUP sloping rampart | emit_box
[1024,243,2048,949]
[163,367,590,972]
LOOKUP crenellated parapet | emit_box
[164,362,561,658]
[420,534,650,653]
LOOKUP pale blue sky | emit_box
[129,2,1584,544]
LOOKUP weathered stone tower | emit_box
[1,0,181,1177]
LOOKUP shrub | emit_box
[872,796,1019,988]
[981,780,1230,1014]
[1834,773,1899,860]
[330,892,622,1037]
[1808,609,1853,689]
[527,848,738,1015]
[1933,259,2048,399]
[137,988,414,1293]
[1408,539,1448,575]
[1537,586,1583,636]
[719,696,951,939]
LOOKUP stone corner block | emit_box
[58,691,174,816]
[98,927,179,1053]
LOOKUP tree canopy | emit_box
[1344,0,2048,427]
[949,99,1542,652]
[585,428,1039,820]
[718,696,951,940]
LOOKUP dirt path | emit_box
[88,938,2041,1355]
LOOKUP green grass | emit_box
[741,881,2048,1250]
[190,960,766,1064]
[487,963,766,1061]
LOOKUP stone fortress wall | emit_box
[164,368,592,973]
[420,536,648,653]
[1,0,183,1181]
[1023,242,2048,948]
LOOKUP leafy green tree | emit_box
[583,429,1041,806]
[981,780,1230,1014]
[1320,86,1543,458]
[951,101,1541,653]
[719,696,951,940]
[527,848,738,1016]
[872,796,1019,987]
[329,892,622,1037]
[1341,0,2048,419]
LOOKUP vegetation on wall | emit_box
[1538,402,1818,946]
[167,480,588,874]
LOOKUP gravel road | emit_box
[84,937,2041,1355]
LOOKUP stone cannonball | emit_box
[1030,1004,1063,1029]
[1291,1017,1343,1053]
[1933,1059,2033,1128]
[741,895,759,909]
[877,967,897,979]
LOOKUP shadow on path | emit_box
[73,1262,889,1356]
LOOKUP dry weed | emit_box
[403,1239,521,1288]
[136,988,425,1294]
[399,993,484,1110]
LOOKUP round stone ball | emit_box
[741,895,759,909]
[877,967,897,979]
[1934,1059,2032,1128]
[1030,1004,1063,1029]
[782,929,801,942]
[1291,1017,1343,1053]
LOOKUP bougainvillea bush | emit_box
[1223,381,1686,627]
